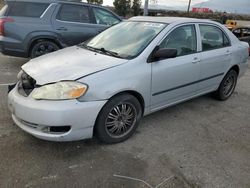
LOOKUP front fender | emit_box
[77,60,152,113]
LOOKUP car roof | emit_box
[5,0,94,6]
[5,0,57,2]
[4,0,114,10]
[129,16,214,24]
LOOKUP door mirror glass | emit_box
[153,48,177,60]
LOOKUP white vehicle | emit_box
[8,17,249,143]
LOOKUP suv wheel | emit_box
[30,40,60,58]
[95,94,142,144]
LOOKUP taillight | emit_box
[0,18,14,36]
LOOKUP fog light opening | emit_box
[49,126,71,133]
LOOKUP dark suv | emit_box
[0,0,121,58]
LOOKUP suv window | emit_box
[7,2,49,17]
[57,4,90,23]
[159,25,197,57]
[199,25,231,51]
[93,8,120,26]
[242,28,250,37]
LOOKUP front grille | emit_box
[18,72,36,97]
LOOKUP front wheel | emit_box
[213,70,238,101]
[95,94,142,144]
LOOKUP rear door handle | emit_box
[225,50,232,55]
[192,57,201,64]
[56,27,68,31]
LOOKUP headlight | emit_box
[32,81,88,100]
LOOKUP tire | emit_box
[30,40,60,58]
[95,93,142,144]
[213,69,238,101]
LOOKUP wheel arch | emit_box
[108,90,145,115]
[28,37,63,56]
[94,90,145,129]
[93,90,145,140]
[229,64,240,75]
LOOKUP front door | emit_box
[151,24,200,110]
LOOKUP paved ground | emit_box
[0,54,250,188]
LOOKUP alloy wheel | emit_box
[105,103,137,139]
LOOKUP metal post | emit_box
[143,0,149,16]
[187,0,192,12]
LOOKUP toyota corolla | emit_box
[8,17,249,143]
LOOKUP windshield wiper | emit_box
[78,43,98,52]
[79,44,122,58]
[99,47,121,58]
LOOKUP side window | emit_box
[233,29,241,37]
[223,33,230,47]
[199,25,230,51]
[93,8,120,26]
[159,25,197,57]
[7,2,49,17]
[242,28,250,37]
[233,29,241,34]
[57,4,90,23]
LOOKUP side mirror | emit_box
[153,48,177,61]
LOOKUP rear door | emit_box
[51,3,99,46]
[198,24,232,92]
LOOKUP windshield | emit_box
[84,21,166,59]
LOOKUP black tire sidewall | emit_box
[95,94,142,144]
[31,41,60,58]
[217,70,238,101]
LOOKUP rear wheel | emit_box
[30,40,60,58]
[213,70,238,101]
[95,94,142,144]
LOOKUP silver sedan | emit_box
[8,16,249,143]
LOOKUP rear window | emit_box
[7,2,49,17]
[0,5,8,16]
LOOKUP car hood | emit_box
[22,46,128,85]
